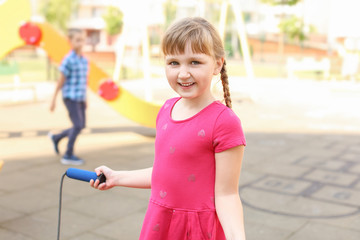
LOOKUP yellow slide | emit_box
[0,0,31,59]
[0,0,160,128]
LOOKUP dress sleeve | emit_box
[213,108,246,153]
[58,55,71,78]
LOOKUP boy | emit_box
[49,29,88,165]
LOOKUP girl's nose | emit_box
[178,66,190,79]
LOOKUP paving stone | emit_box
[0,228,32,240]
[1,210,58,240]
[303,147,341,159]
[238,171,265,188]
[249,163,310,179]
[240,188,358,218]
[40,178,100,199]
[244,221,293,240]
[2,208,101,240]
[296,157,348,171]
[244,207,307,232]
[0,160,62,192]
[315,213,360,232]
[311,185,360,207]
[340,152,360,162]
[0,136,56,162]
[354,180,360,190]
[272,153,306,165]
[21,160,70,180]
[287,222,360,240]
[93,211,145,240]
[251,176,312,195]
[319,160,350,171]
[68,232,116,240]
[348,145,360,154]
[0,205,23,224]
[348,163,360,174]
[0,186,72,214]
[65,190,148,222]
[302,169,358,187]
[0,158,35,173]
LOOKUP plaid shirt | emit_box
[59,50,88,101]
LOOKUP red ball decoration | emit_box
[19,22,42,45]
[98,79,120,101]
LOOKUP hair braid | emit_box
[220,60,232,108]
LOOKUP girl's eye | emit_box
[191,61,200,65]
[169,61,179,66]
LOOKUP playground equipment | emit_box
[0,0,160,128]
[218,0,254,79]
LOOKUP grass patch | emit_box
[0,55,48,83]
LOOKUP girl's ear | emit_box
[213,57,225,75]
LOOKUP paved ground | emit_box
[0,78,360,240]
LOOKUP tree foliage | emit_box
[102,6,124,36]
[260,0,301,5]
[40,0,79,33]
[260,0,314,45]
[278,15,315,43]
[163,0,177,29]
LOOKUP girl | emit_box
[91,17,246,240]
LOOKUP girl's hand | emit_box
[90,165,116,190]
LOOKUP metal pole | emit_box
[230,0,254,79]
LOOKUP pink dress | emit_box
[139,98,246,240]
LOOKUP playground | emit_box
[1,75,360,240]
[1,0,360,239]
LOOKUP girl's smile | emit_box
[165,42,223,105]
[178,82,195,89]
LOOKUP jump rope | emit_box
[57,168,106,240]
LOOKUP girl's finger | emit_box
[94,179,100,188]
[98,182,106,190]
[89,179,94,187]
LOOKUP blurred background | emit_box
[1,1,360,240]
[1,0,360,88]
[2,0,359,132]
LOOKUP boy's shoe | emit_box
[48,132,59,155]
[61,155,84,165]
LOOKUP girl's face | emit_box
[165,42,223,103]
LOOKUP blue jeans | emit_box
[53,98,86,156]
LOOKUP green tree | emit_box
[260,0,300,5]
[102,6,124,36]
[163,0,177,29]
[40,0,79,33]
[260,0,304,71]
[40,0,79,81]
[103,6,124,80]
[278,15,315,45]
[261,0,315,46]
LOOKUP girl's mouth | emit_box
[179,82,195,87]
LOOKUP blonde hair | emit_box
[161,17,232,108]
